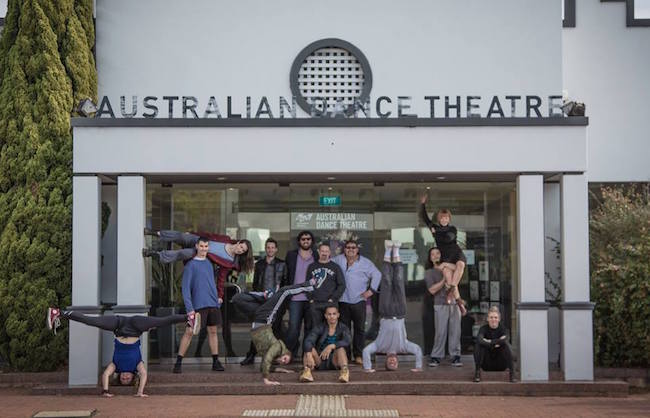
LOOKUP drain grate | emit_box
[242,395,399,417]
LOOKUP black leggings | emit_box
[64,311,186,337]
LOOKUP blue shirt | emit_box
[320,334,338,352]
[208,241,233,261]
[292,253,314,301]
[182,258,219,312]
[333,254,382,304]
[113,339,142,373]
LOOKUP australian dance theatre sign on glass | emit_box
[291,213,373,231]
[95,94,565,119]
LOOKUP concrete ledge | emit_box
[31,380,628,397]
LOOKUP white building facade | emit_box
[67,0,649,385]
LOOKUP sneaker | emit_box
[142,248,159,258]
[338,367,349,383]
[354,357,363,366]
[240,352,256,366]
[428,357,440,367]
[451,356,463,367]
[384,240,394,262]
[474,369,481,383]
[47,308,61,334]
[509,370,517,383]
[391,241,402,262]
[457,299,468,316]
[173,363,182,374]
[212,358,225,371]
[300,367,314,382]
[187,311,201,335]
[143,228,158,236]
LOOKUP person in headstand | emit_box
[250,282,317,385]
[419,194,467,315]
[362,241,423,373]
[46,307,198,397]
[143,228,254,357]
[299,304,351,383]
[474,306,516,383]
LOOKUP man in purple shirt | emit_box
[284,231,319,358]
[333,239,381,364]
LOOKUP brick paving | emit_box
[2,389,649,418]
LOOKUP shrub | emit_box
[590,185,650,367]
[0,0,96,371]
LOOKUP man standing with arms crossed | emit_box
[174,237,225,373]
[333,239,381,365]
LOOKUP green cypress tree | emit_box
[0,0,96,371]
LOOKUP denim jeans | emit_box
[285,300,311,355]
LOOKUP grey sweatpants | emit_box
[157,230,200,264]
[431,304,461,358]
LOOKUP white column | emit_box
[115,176,149,364]
[516,175,549,381]
[69,176,102,386]
[560,174,594,380]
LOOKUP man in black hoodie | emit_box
[306,243,346,330]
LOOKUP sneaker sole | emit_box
[452,363,463,367]
[46,309,53,330]
[192,312,201,335]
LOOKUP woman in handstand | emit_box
[47,307,199,397]
[420,194,467,315]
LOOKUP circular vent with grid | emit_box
[290,39,373,117]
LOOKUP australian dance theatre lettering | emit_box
[97,94,565,119]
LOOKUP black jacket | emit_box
[303,321,351,352]
[284,248,319,287]
[252,257,287,292]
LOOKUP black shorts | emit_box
[441,246,467,264]
[196,307,222,328]
[316,352,338,371]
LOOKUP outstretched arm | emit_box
[101,363,116,397]
[419,195,434,231]
[135,361,148,397]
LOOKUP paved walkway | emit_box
[2,389,649,417]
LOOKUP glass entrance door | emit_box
[145,181,517,362]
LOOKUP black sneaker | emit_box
[451,356,463,367]
[142,248,159,259]
[240,353,256,366]
[428,357,440,367]
[212,358,225,371]
[173,363,182,374]
[47,308,62,334]
[509,370,517,383]
[474,369,481,383]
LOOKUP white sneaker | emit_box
[391,241,402,262]
[384,240,394,262]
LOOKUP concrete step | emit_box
[144,365,512,384]
[31,379,629,397]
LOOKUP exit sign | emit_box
[319,196,341,206]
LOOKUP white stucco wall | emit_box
[563,1,650,182]
[96,0,562,118]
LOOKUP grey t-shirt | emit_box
[423,268,455,305]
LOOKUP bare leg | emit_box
[177,327,194,357]
[451,261,466,286]
[333,347,348,368]
[207,325,219,355]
